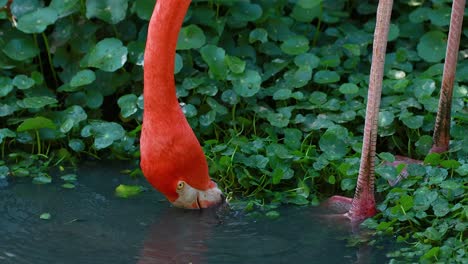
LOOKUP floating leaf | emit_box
[40,213,51,220]
[177,24,206,50]
[86,0,128,24]
[115,184,143,198]
[81,38,128,72]
[61,174,77,182]
[62,183,75,189]
[16,7,58,33]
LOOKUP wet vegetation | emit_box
[0,0,466,262]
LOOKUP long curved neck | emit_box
[144,0,191,114]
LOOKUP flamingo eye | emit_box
[177,181,185,190]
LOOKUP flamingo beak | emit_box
[171,181,225,209]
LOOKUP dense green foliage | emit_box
[0,0,466,262]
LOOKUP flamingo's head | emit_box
[141,147,225,209]
[170,179,224,209]
[154,174,225,209]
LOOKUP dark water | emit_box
[0,162,391,264]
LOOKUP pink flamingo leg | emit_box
[327,0,394,222]
[430,0,465,154]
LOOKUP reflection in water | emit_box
[0,162,391,264]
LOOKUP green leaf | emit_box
[40,213,51,220]
[200,45,227,80]
[61,174,77,182]
[12,75,35,90]
[115,184,143,198]
[174,53,183,74]
[81,121,125,149]
[376,165,397,182]
[265,210,280,219]
[417,31,447,63]
[294,53,320,68]
[413,79,436,99]
[62,183,75,189]
[134,0,155,20]
[339,83,359,94]
[231,2,262,22]
[20,96,58,108]
[291,1,321,22]
[280,35,309,55]
[2,38,40,61]
[314,70,340,84]
[401,115,424,129]
[0,77,13,97]
[117,94,138,118]
[81,38,128,72]
[420,247,440,261]
[16,7,58,33]
[415,135,432,155]
[378,111,394,127]
[432,197,450,217]
[232,70,262,97]
[50,0,80,17]
[33,174,52,184]
[319,129,348,160]
[424,152,441,166]
[86,0,128,24]
[440,160,460,170]
[69,139,85,152]
[17,116,56,132]
[70,69,96,87]
[177,24,206,50]
[0,128,15,144]
[249,28,268,43]
[388,24,399,42]
[226,56,246,74]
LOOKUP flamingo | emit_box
[140,0,224,209]
[328,0,465,222]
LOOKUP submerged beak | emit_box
[172,182,225,209]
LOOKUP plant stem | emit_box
[35,130,41,155]
[41,32,58,86]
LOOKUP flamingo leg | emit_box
[327,0,394,223]
[386,0,465,185]
[430,0,465,154]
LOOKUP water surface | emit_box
[0,162,391,263]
